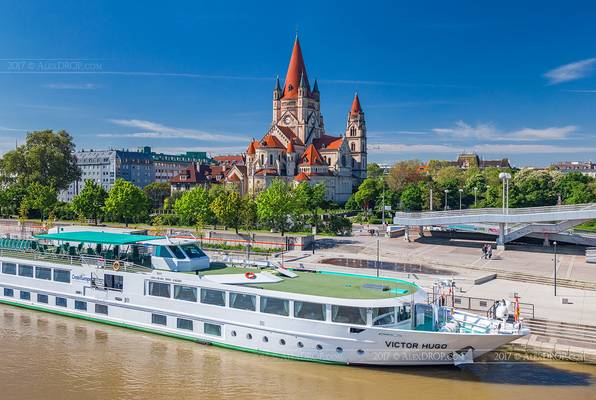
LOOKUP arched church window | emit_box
[269,154,273,165]
[260,154,264,164]
[350,126,356,136]
[350,142,355,151]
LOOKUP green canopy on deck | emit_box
[34,231,164,245]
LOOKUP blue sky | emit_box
[1,0,596,166]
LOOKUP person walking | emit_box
[481,244,487,259]
[487,245,493,260]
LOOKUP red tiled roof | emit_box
[294,172,310,182]
[312,134,341,151]
[246,140,258,155]
[213,155,244,164]
[286,141,295,153]
[255,168,278,176]
[170,162,199,184]
[260,134,284,149]
[277,125,302,145]
[300,144,324,166]
[325,137,343,150]
[350,93,363,115]
[282,37,309,99]
[227,174,240,182]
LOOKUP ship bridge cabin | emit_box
[28,231,210,272]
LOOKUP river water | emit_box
[1,304,595,400]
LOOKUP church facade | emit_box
[225,37,367,203]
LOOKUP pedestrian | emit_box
[481,244,487,259]
[488,245,493,259]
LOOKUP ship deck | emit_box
[199,265,418,300]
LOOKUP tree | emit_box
[104,179,149,226]
[256,179,295,235]
[23,182,57,221]
[293,182,326,232]
[367,163,384,179]
[386,160,424,193]
[210,189,243,233]
[511,169,561,207]
[353,178,380,216]
[240,196,258,230]
[0,184,27,217]
[0,129,80,191]
[326,215,352,236]
[144,182,171,211]
[173,186,213,227]
[400,183,424,211]
[71,180,108,225]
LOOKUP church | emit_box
[225,37,367,203]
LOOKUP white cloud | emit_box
[43,83,101,90]
[105,119,246,142]
[368,142,596,155]
[544,58,596,85]
[433,120,577,141]
[368,143,462,154]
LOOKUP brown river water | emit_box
[1,304,595,400]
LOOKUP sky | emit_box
[1,0,596,167]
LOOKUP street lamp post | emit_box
[458,188,463,210]
[473,187,478,207]
[499,172,512,234]
[429,188,433,211]
[554,241,558,296]
[444,189,449,211]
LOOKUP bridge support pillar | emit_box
[497,223,505,251]
[543,234,550,247]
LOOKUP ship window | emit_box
[372,307,396,326]
[294,301,326,321]
[397,305,412,322]
[180,244,206,259]
[18,265,33,277]
[200,289,226,306]
[20,291,30,300]
[148,281,171,298]
[35,267,51,280]
[53,269,71,283]
[260,296,289,316]
[168,246,186,259]
[174,285,197,302]
[2,263,16,275]
[75,300,87,311]
[229,293,256,311]
[152,313,167,326]
[331,305,367,325]
[105,274,123,290]
[177,318,193,331]
[37,294,48,303]
[55,297,67,307]
[153,246,172,258]
[204,323,221,336]
[4,288,14,297]
[95,304,108,315]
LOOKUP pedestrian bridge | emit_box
[393,203,596,246]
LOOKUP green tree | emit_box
[240,196,258,230]
[366,163,384,179]
[256,179,295,235]
[71,179,108,225]
[511,169,562,207]
[400,183,424,211]
[210,189,243,233]
[144,182,171,211]
[293,182,326,232]
[23,182,57,221]
[386,160,424,193]
[173,186,213,227]
[0,129,80,191]
[104,179,149,226]
[0,184,27,217]
[353,178,380,217]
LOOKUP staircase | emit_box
[503,219,590,243]
[524,318,596,348]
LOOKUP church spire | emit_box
[282,36,309,99]
[350,93,363,115]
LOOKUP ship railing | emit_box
[0,247,152,274]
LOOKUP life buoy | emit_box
[245,272,256,280]
[112,261,121,271]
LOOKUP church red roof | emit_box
[255,168,278,176]
[260,134,285,149]
[313,134,342,151]
[286,141,295,153]
[213,155,244,164]
[350,93,363,115]
[282,37,309,99]
[246,140,258,155]
[300,144,324,166]
[294,172,310,182]
[277,125,303,145]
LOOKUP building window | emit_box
[229,292,256,311]
[55,297,67,307]
[35,267,52,280]
[200,289,226,306]
[18,265,34,277]
[95,304,108,315]
[294,301,326,321]
[151,313,167,326]
[260,297,289,316]
[75,300,87,311]
[37,294,48,303]
[204,323,221,336]
[4,288,14,297]
[174,285,197,302]
[177,318,193,331]
[53,269,71,283]
[148,281,171,298]
[331,305,367,325]
[2,263,16,275]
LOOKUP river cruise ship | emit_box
[0,230,528,365]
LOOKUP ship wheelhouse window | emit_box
[174,285,197,302]
[95,304,108,315]
[177,318,193,331]
[229,292,256,311]
[294,301,326,321]
[397,304,412,322]
[168,246,186,259]
[53,269,71,283]
[20,291,30,300]
[260,296,289,316]
[200,289,226,306]
[105,274,123,290]
[148,282,171,298]
[35,267,51,280]
[2,263,16,275]
[152,313,167,326]
[153,246,172,258]
[18,265,33,277]
[372,307,396,326]
[331,305,367,325]
[75,300,87,311]
[180,244,206,259]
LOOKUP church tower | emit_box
[346,93,367,181]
